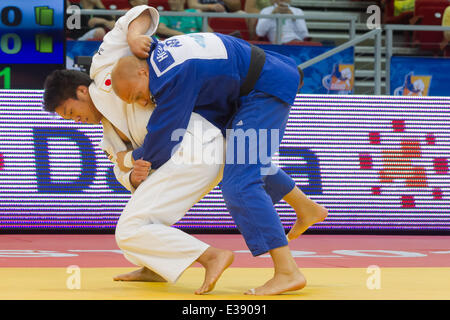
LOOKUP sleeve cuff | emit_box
[132,147,144,162]
[123,5,160,36]
[125,170,136,193]
[124,151,134,168]
[113,165,136,193]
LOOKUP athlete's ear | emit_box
[76,85,90,100]
[137,67,149,79]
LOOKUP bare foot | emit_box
[195,247,234,295]
[287,203,328,241]
[244,270,306,295]
[113,267,167,282]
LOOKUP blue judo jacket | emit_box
[132,33,300,169]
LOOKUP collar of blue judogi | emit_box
[149,36,158,56]
[148,36,159,105]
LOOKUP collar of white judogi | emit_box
[88,80,131,141]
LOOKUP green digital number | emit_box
[1,33,22,54]
[0,67,11,89]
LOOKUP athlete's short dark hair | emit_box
[42,69,93,112]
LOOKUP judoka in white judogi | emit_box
[90,5,225,282]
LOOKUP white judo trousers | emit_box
[115,124,224,282]
[89,5,225,282]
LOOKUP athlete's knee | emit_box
[221,179,245,201]
[114,217,136,249]
[115,225,130,249]
[221,169,260,198]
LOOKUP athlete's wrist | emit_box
[129,170,141,189]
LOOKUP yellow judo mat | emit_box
[1,267,449,300]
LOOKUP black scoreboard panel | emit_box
[0,1,64,89]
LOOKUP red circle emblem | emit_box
[105,79,111,86]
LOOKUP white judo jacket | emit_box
[88,5,221,192]
[89,5,159,192]
[86,7,226,283]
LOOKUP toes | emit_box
[244,288,256,295]
[194,287,202,295]
[195,283,208,295]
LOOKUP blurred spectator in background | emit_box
[381,0,416,24]
[157,0,213,37]
[187,0,242,13]
[66,0,116,40]
[384,0,416,23]
[245,0,271,40]
[379,0,417,49]
[440,6,450,51]
[255,0,309,44]
[129,0,149,6]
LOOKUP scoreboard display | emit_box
[0,0,64,89]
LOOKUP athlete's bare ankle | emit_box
[197,247,219,266]
[274,264,300,276]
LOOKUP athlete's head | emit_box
[111,55,151,108]
[43,69,103,125]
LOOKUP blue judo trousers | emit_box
[132,32,300,256]
[223,91,295,255]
